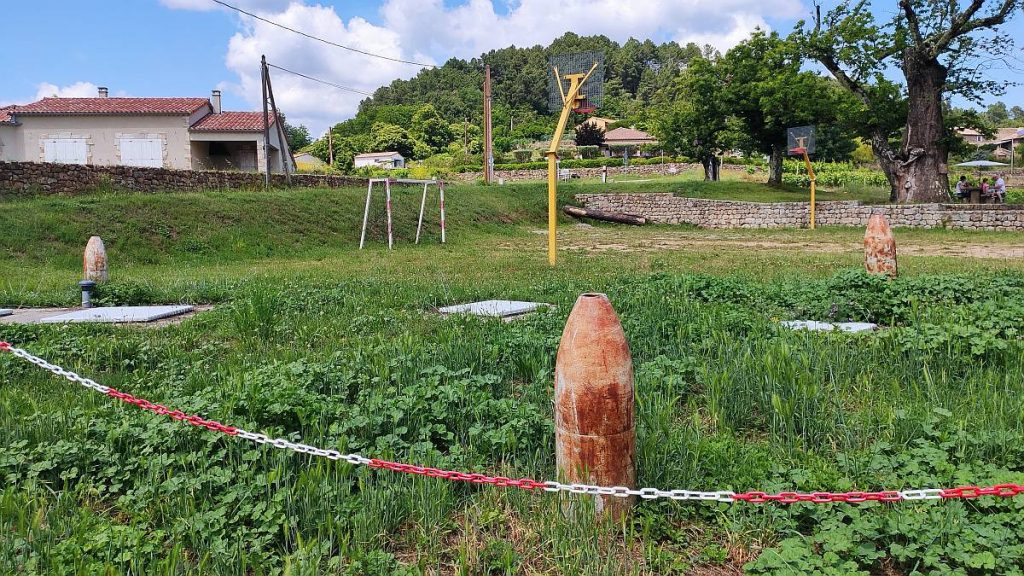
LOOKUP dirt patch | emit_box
[552,229,1024,260]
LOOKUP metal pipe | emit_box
[79,280,97,308]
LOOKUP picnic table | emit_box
[962,187,995,204]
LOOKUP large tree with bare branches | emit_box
[797,1,1023,202]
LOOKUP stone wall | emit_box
[575,193,1024,231]
[0,161,363,195]
[452,162,755,183]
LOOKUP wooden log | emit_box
[563,205,646,225]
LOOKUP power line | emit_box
[212,0,435,69]
[267,62,374,96]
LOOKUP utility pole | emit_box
[264,61,292,184]
[261,55,271,189]
[483,64,493,184]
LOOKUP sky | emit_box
[3,0,1024,137]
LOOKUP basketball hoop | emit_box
[789,147,807,156]
[573,105,597,115]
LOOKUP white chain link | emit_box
[0,342,969,505]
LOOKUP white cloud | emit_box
[221,3,428,136]
[35,82,103,99]
[203,0,805,135]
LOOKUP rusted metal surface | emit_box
[83,236,108,283]
[864,214,898,277]
[555,293,636,519]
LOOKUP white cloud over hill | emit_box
[166,0,805,136]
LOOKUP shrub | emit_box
[512,150,532,163]
[577,145,600,159]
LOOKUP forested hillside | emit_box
[306,33,710,170]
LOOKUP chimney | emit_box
[211,89,222,114]
[98,87,109,98]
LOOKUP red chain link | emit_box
[941,484,1024,499]
[0,341,11,352]
[734,490,903,504]
[368,459,548,491]
[105,387,239,435]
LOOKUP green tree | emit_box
[985,101,1011,126]
[657,56,728,180]
[1012,105,1024,122]
[798,0,1024,203]
[411,104,456,151]
[814,123,858,162]
[282,119,312,151]
[720,31,837,185]
[370,122,419,159]
[574,122,606,147]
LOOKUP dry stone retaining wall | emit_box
[453,163,756,183]
[0,161,362,195]
[575,193,1024,231]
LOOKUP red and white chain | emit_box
[2,340,1022,505]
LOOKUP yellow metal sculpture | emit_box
[546,62,599,266]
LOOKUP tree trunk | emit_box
[869,131,900,202]
[767,145,784,186]
[892,52,950,203]
[701,155,721,181]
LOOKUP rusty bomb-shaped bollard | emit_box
[555,293,636,520]
[84,236,109,283]
[864,214,897,278]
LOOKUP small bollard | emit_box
[84,236,108,283]
[79,280,97,308]
[864,214,897,277]
[554,293,636,520]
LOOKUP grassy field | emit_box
[4,182,1024,575]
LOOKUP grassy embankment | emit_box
[3,179,1024,574]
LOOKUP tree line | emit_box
[306,1,1023,203]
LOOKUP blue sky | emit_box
[3,1,1023,136]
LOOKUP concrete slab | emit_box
[780,320,878,333]
[836,322,878,333]
[438,300,550,319]
[38,305,194,324]
[780,320,837,332]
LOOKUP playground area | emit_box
[3,181,1024,574]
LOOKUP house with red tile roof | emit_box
[0,88,289,173]
[602,126,659,158]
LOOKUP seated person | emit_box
[994,174,1007,203]
[955,175,969,199]
[981,177,990,199]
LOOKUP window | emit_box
[42,138,88,164]
[119,138,163,168]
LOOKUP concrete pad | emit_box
[836,322,878,333]
[780,320,878,333]
[780,320,837,332]
[439,300,550,319]
[38,305,194,324]
[0,309,11,317]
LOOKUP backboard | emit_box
[548,51,605,113]
[787,125,816,155]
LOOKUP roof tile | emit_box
[14,97,209,116]
[0,105,15,124]
[605,127,656,141]
[190,112,272,132]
